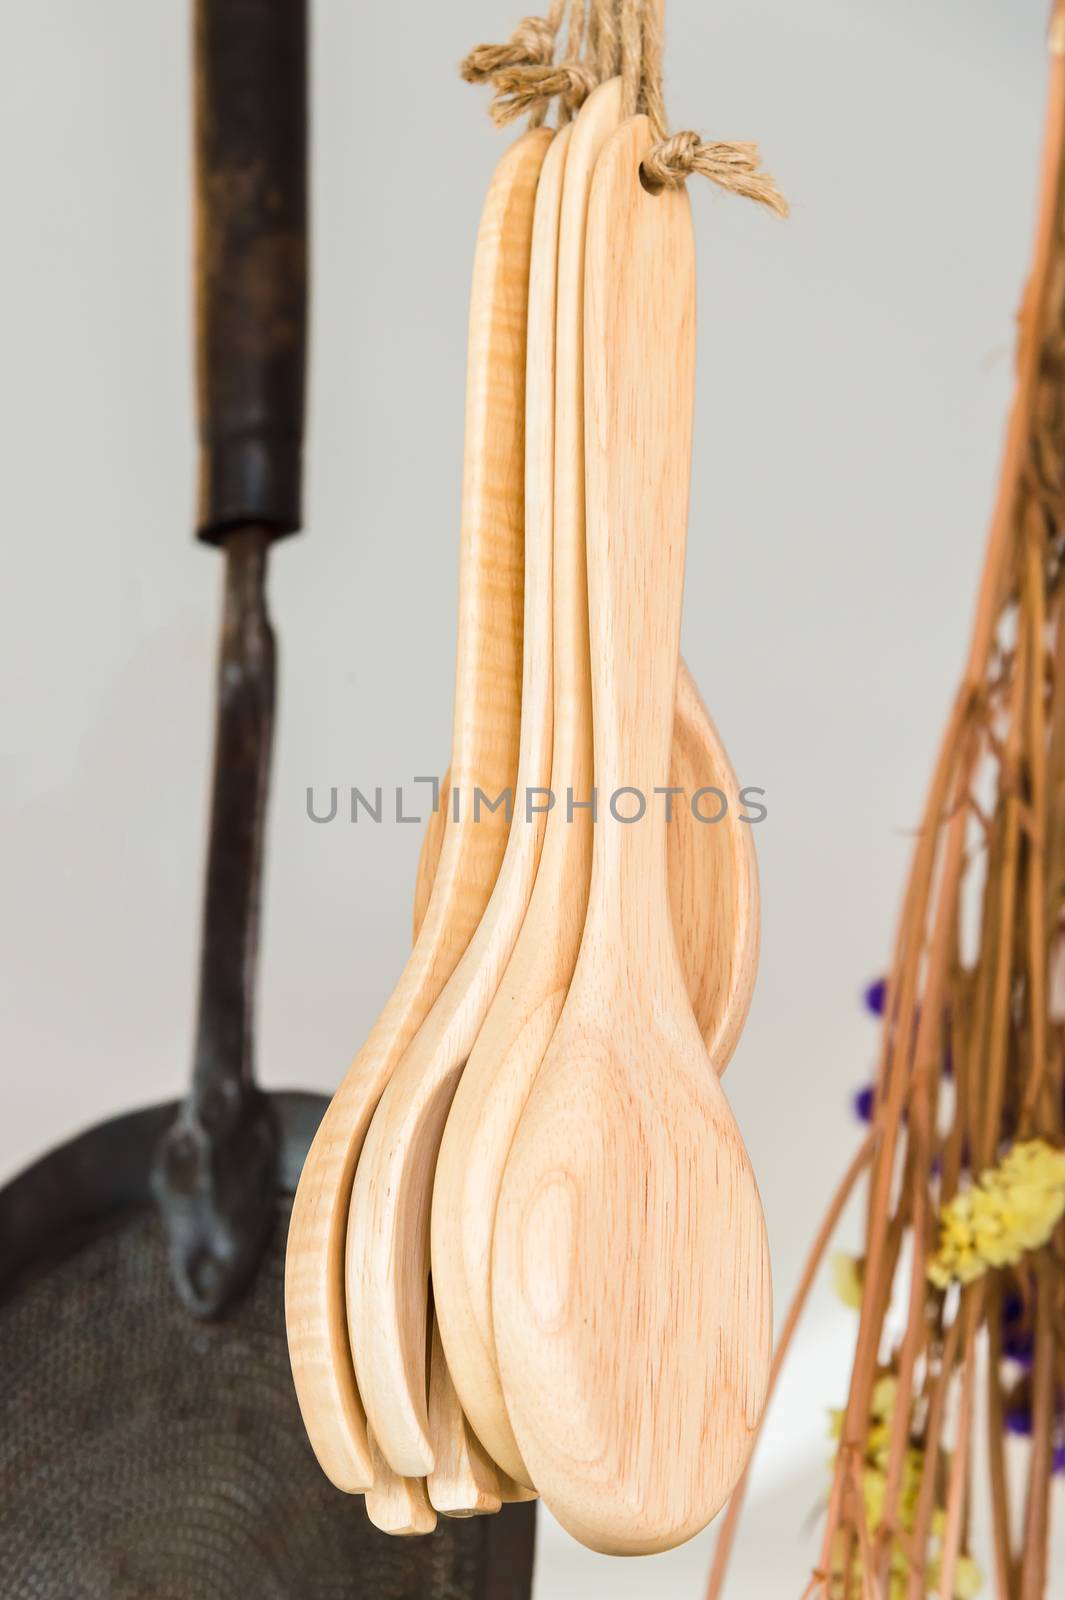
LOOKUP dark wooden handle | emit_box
[194,0,308,543]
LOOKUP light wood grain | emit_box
[430,77,617,1491]
[492,117,772,1556]
[423,1310,537,1512]
[364,1430,437,1536]
[669,660,759,1069]
[416,674,759,1061]
[345,124,572,1480]
[428,661,759,1487]
[430,81,760,1489]
[283,128,552,1492]
[426,1319,503,1517]
[412,784,447,944]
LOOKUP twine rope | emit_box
[589,0,619,79]
[461,0,787,216]
[459,14,557,83]
[462,0,594,128]
[488,59,597,127]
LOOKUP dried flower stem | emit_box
[938,1286,984,1598]
[1019,1258,1056,1600]
[906,1312,963,1600]
[707,25,1065,1599]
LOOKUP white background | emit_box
[2,1,1062,1594]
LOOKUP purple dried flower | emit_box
[1002,1370,1065,1471]
[863,977,886,1017]
[1001,1294,1034,1368]
[1005,1403,1034,1438]
[853,1084,875,1123]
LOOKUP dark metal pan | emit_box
[0,4,535,1593]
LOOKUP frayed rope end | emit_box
[460,16,555,85]
[641,132,789,217]
[488,61,596,127]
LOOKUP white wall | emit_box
[1,1,1059,1594]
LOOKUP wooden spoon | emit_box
[426,1322,502,1516]
[346,123,572,1480]
[492,117,772,1556]
[414,682,759,1056]
[425,1321,538,1514]
[365,1431,437,1536]
[431,78,759,1488]
[284,127,552,1492]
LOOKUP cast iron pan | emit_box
[0,4,535,1594]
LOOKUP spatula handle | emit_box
[194,0,308,543]
[154,1,307,1320]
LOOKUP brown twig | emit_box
[710,24,1065,1599]
[703,1132,875,1600]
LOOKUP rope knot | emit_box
[489,59,597,126]
[641,128,701,184]
[641,133,789,217]
[461,2,789,218]
[460,15,556,84]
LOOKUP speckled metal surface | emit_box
[0,1184,534,1598]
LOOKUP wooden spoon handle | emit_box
[584,116,696,914]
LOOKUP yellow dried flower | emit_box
[927,1551,984,1599]
[870,1374,898,1421]
[832,1250,864,1309]
[955,1555,985,1599]
[826,1375,982,1598]
[928,1139,1065,1289]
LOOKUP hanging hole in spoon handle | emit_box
[152,0,308,1319]
[637,161,666,196]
